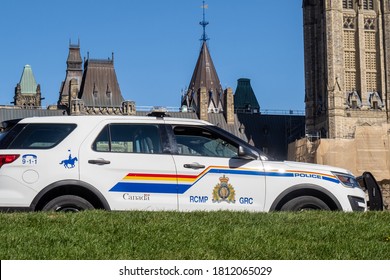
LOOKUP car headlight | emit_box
[332,172,360,188]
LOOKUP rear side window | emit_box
[93,124,162,154]
[4,123,76,149]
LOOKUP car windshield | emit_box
[209,125,271,161]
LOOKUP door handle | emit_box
[183,163,205,169]
[88,159,111,165]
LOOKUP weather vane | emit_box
[200,0,209,42]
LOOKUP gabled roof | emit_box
[183,41,223,109]
[19,65,38,94]
[79,58,124,107]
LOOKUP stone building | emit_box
[292,0,390,207]
[58,43,83,109]
[303,0,389,138]
[57,42,135,115]
[13,65,42,108]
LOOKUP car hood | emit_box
[281,161,353,175]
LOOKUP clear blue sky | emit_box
[0,0,305,111]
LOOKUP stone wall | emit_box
[379,180,390,210]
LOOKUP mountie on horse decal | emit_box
[60,150,78,169]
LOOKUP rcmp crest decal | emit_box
[212,175,236,203]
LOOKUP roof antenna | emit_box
[200,0,209,42]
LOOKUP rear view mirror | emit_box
[238,145,259,160]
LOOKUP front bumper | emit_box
[357,172,384,211]
[348,195,366,211]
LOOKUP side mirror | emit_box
[238,145,259,160]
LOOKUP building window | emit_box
[368,92,383,110]
[343,0,353,9]
[364,18,376,30]
[343,16,355,29]
[363,0,374,10]
[347,91,362,109]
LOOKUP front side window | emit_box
[173,126,238,158]
[5,123,76,149]
[93,124,162,154]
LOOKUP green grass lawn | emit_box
[0,211,389,260]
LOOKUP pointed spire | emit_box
[182,1,223,113]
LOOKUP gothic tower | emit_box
[14,64,42,108]
[58,41,83,109]
[303,0,390,138]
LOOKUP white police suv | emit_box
[0,114,368,212]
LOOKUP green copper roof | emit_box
[19,65,38,94]
[234,78,260,110]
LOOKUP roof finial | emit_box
[200,0,209,42]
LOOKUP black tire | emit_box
[281,196,330,211]
[42,195,94,212]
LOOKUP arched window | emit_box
[343,0,353,9]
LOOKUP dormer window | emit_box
[368,92,383,110]
[92,83,98,98]
[106,84,112,98]
[347,91,362,109]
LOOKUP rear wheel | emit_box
[281,196,330,211]
[42,195,94,212]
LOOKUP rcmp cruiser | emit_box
[0,110,373,212]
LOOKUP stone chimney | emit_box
[122,101,136,115]
[198,87,208,121]
[69,79,79,102]
[224,87,235,125]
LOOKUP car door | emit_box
[79,120,178,211]
[170,125,266,211]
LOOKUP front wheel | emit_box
[42,195,94,212]
[281,196,330,211]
